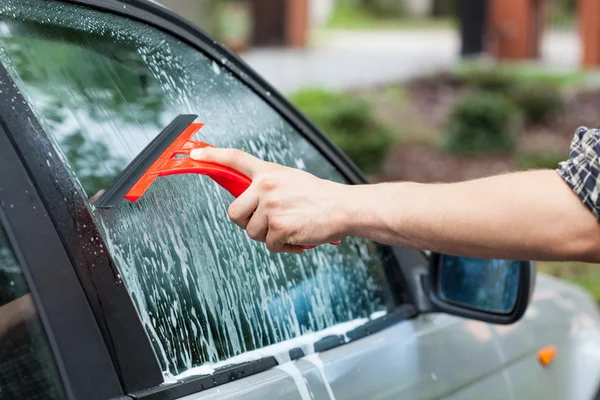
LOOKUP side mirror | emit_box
[427,253,536,324]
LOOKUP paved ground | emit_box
[242,28,583,94]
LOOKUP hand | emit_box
[190,148,350,254]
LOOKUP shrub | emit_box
[455,64,584,91]
[290,89,396,174]
[443,92,518,155]
[509,82,564,124]
[456,67,515,93]
[455,66,566,124]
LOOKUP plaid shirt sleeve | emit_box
[557,126,600,219]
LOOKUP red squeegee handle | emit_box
[125,122,340,250]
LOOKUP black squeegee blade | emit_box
[94,114,198,209]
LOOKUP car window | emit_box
[0,219,66,399]
[0,0,402,380]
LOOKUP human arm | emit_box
[346,170,600,262]
[189,128,600,262]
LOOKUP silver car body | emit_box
[180,274,600,400]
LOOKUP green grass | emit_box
[326,4,454,30]
[539,262,600,304]
[508,67,585,87]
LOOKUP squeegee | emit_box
[94,114,340,250]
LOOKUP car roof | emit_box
[146,0,167,8]
[121,0,168,9]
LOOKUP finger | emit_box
[228,187,259,228]
[265,241,304,255]
[190,148,265,178]
[265,228,285,253]
[265,230,305,255]
[281,244,305,255]
[245,208,268,243]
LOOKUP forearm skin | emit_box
[343,170,600,262]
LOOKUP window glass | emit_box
[0,220,66,399]
[0,0,401,379]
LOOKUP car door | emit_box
[0,1,514,399]
[493,274,600,400]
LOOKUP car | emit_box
[0,1,599,399]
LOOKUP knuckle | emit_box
[258,177,277,191]
[269,218,285,233]
[265,198,279,210]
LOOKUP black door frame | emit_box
[0,0,419,398]
[0,58,164,394]
[0,126,124,399]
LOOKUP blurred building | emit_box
[458,0,600,68]
[580,0,600,67]
[157,0,600,68]
[487,0,547,60]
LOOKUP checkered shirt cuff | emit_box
[557,126,600,220]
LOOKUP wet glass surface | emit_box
[0,0,400,377]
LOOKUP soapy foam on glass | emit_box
[165,315,383,382]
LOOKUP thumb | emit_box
[190,147,264,178]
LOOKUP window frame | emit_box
[0,122,124,399]
[0,61,164,394]
[0,0,419,398]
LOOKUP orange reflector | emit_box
[537,345,557,366]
